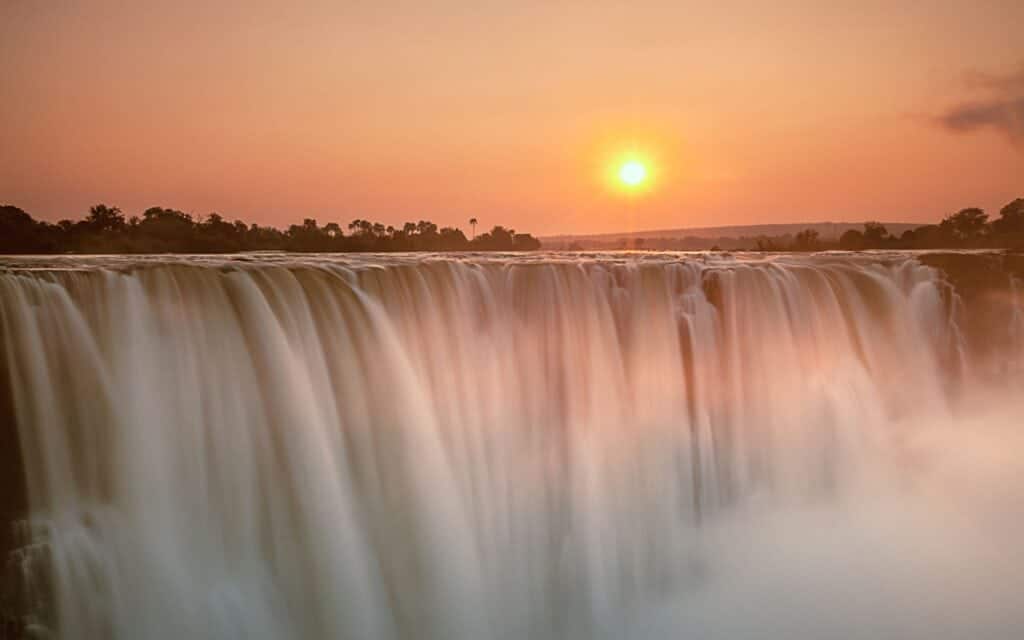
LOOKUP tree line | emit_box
[757,197,1023,252]
[835,198,1023,251]
[3,197,1022,255]
[0,205,541,254]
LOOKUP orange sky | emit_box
[2,1,1022,235]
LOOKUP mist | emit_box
[1,252,1022,638]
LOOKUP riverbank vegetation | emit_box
[0,205,541,254]
[3,197,1022,255]
[555,198,1024,252]
[771,198,1023,252]
[832,198,1024,251]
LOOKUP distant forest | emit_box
[825,197,1024,252]
[0,204,541,254]
[559,197,1024,252]
[827,198,1019,250]
[3,198,1023,255]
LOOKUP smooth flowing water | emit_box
[1,252,1022,639]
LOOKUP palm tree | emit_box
[86,204,125,232]
[469,217,478,239]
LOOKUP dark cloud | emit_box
[941,97,1024,137]
[939,65,1024,143]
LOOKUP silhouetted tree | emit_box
[754,237,781,251]
[439,227,469,249]
[196,212,243,252]
[839,229,864,250]
[348,219,374,237]
[940,207,988,243]
[469,217,478,239]
[0,205,51,253]
[137,207,196,252]
[287,218,333,251]
[514,233,542,250]
[0,202,538,254]
[85,204,125,233]
[993,198,1024,235]
[792,228,821,251]
[863,222,889,247]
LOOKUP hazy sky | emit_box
[2,1,1022,235]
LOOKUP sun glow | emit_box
[618,161,647,186]
[602,148,656,196]
[590,133,666,198]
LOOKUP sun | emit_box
[618,160,647,187]
[598,145,658,196]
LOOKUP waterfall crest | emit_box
[0,253,1018,639]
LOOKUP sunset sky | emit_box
[2,1,1022,236]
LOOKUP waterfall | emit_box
[1,253,1020,639]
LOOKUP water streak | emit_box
[0,252,1019,639]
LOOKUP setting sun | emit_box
[600,146,658,197]
[619,160,647,187]
[6,3,1024,639]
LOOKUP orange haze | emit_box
[2,1,1022,235]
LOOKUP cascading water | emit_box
[1,252,1022,639]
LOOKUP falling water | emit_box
[1,252,1022,639]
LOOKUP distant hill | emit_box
[541,221,923,250]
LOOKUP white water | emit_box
[1,252,1022,639]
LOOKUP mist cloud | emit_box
[939,66,1024,143]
